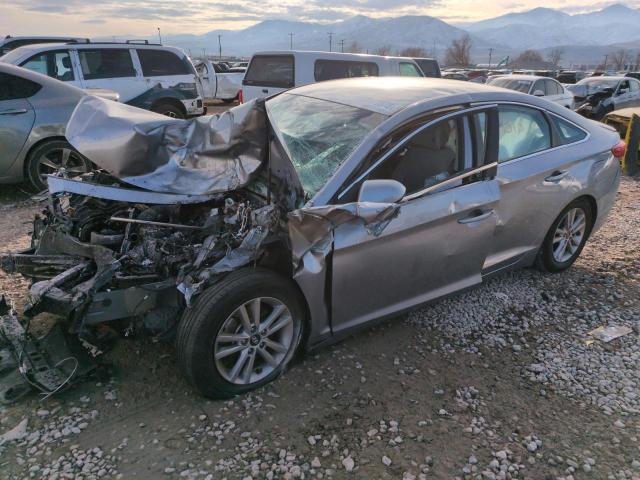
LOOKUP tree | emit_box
[345,41,363,54]
[611,49,629,70]
[514,49,543,64]
[444,35,472,67]
[547,47,564,66]
[399,47,428,57]
[372,45,393,56]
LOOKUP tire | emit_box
[151,102,185,119]
[26,139,91,191]
[535,198,593,273]
[221,97,237,104]
[176,268,305,398]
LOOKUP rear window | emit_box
[137,49,192,76]
[244,55,294,88]
[78,49,136,80]
[314,60,379,82]
[415,59,441,78]
[0,72,42,100]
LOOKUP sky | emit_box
[2,0,640,37]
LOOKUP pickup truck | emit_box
[195,60,243,103]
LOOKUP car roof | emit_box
[2,42,184,59]
[285,76,518,115]
[252,50,418,63]
[495,74,554,81]
[580,76,627,82]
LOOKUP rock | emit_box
[342,456,355,472]
[382,456,392,466]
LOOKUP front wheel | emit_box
[26,139,91,191]
[536,198,593,272]
[176,269,305,398]
[151,102,185,119]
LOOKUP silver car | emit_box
[0,63,90,190]
[1,77,621,400]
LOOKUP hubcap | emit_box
[163,110,178,118]
[37,147,87,183]
[552,207,586,263]
[214,297,294,385]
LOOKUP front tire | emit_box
[151,102,185,119]
[176,268,305,398]
[536,198,593,273]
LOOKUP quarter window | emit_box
[314,60,379,82]
[21,50,75,81]
[0,73,42,100]
[399,62,422,77]
[498,106,551,162]
[137,49,192,76]
[244,55,294,88]
[78,49,136,80]
[551,116,587,145]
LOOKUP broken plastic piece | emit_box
[588,325,633,343]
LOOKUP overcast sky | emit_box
[2,0,639,37]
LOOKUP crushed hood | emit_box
[66,96,268,195]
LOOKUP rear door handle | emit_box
[458,209,494,224]
[0,108,28,115]
[544,170,569,183]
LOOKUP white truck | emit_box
[195,60,243,103]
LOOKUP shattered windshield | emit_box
[266,93,386,197]
[490,78,532,93]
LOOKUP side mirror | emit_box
[358,179,406,204]
[533,90,545,97]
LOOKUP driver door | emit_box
[330,107,501,333]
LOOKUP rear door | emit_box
[242,54,294,102]
[0,72,37,175]
[330,107,500,333]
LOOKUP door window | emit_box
[0,73,42,100]
[498,106,551,162]
[617,80,631,95]
[78,49,136,80]
[630,79,640,92]
[399,62,422,77]
[532,80,545,95]
[545,79,560,95]
[137,49,192,76]
[21,50,75,81]
[314,60,379,82]
[195,63,207,77]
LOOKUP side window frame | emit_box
[335,105,499,204]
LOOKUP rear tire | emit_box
[535,198,593,273]
[151,102,185,119]
[176,268,305,398]
[26,139,91,191]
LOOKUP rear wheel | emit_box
[176,269,305,398]
[536,198,593,272]
[26,139,91,191]
[151,102,185,119]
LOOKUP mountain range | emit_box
[157,3,640,66]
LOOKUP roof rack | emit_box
[64,40,161,46]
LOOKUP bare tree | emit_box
[547,47,564,66]
[444,35,472,67]
[372,45,393,56]
[345,41,363,54]
[611,49,629,70]
[399,47,428,57]
[514,49,543,64]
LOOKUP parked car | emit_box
[442,72,469,81]
[1,41,205,119]
[0,63,94,190]
[411,57,441,78]
[0,35,89,56]
[569,76,640,120]
[1,77,622,398]
[625,72,640,81]
[241,51,424,102]
[556,71,586,84]
[195,59,243,103]
[603,106,640,140]
[488,75,574,108]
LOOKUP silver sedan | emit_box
[0,63,90,190]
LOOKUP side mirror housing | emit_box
[358,179,406,204]
[533,90,545,97]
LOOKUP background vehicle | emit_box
[0,64,93,190]
[488,74,574,107]
[569,76,640,120]
[442,72,469,81]
[195,59,243,102]
[411,57,441,78]
[0,35,89,56]
[241,50,424,102]
[557,71,586,84]
[625,72,640,81]
[1,41,205,118]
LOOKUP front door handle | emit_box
[544,170,569,183]
[262,89,269,94]
[458,209,494,224]
[0,108,28,115]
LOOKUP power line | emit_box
[327,32,334,52]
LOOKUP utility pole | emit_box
[339,39,345,53]
[327,32,334,52]
[202,48,206,59]
[157,27,162,45]
[488,47,494,68]
[289,33,294,50]
[603,54,609,72]
[218,34,222,60]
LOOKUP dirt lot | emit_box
[0,173,639,480]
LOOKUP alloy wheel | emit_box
[37,147,88,183]
[214,297,294,385]
[552,207,587,263]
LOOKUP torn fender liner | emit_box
[66,96,268,195]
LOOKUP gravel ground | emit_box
[0,177,638,480]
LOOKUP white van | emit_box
[1,41,205,118]
[241,51,424,102]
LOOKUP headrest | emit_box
[414,121,452,150]
[62,56,72,69]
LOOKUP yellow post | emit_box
[623,114,640,176]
